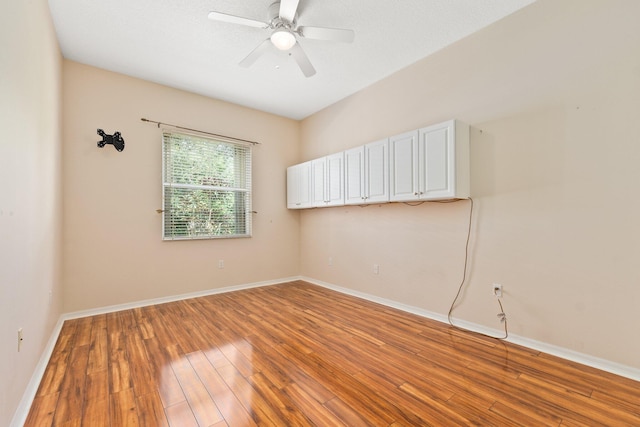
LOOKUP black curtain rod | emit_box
[140,118,260,145]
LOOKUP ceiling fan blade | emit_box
[279,0,300,23]
[298,26,355,43]
[290,42,316,77]
[239,39,272,68]
[208,11,269,29]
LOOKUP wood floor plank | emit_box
[351,370,435,425]
[74,316,94,347]
[216,362,283,426]
[282,382,346,427]
[87,314,108,374]
[142,338,185,409]
[489,400,561,427]
[444,389,515,427]
[25,281,640,426]
[52,344,90,426]
[23,391,59,427]
[36,322,78,397]
[110,387,140,426]
[518,372,640,426]
[248,371,313,426]
[165,401,198,427]
[81,369,110,426]
[132,307,156,340]
[35,359,70,399]
[186,350,258,427]
[125,332,157,398]
[107,331,133,394]
[171,353,224,426]
[323,397,374,427]
[135,391,170,427]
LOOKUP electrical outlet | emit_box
[492,284,503,298]
[218,259,224,269]
[18,328,23,352]
[373,264,379,275]
[328,257,333,266]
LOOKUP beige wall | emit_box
[0,0,63,424]
[62,61,301,312]
[300,0,640,369]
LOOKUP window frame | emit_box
[161,130,252,241]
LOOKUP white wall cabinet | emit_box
[287,161,312,209]
[344,139,389,205]
[390,120,469,202]
[287,119,469,209]
[312,153,344,207]
[389,130,419,202]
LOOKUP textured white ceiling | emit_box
[48,0,536,120]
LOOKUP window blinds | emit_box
[162,131,252,240]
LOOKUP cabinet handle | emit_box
[414,192,419,196]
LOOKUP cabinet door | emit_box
[311,157,327,207]
[419,121,452,199]
[326,153,344,206]
[286,161,312,209]
[389,130,419,201]
[344,146,365,205]
[365,139,389,203]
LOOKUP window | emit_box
[162,131,252,240]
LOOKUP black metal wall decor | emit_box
[97,129,125,152]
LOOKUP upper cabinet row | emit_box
[287,120,470,209]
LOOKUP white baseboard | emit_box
[62,276,302,320]
[13,274,639,425]
[302,276,640,382]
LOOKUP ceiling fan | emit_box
[208,0,355,77]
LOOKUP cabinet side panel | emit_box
[286,166,297,208]
[454,121,470,198]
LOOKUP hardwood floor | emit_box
[25,281,640,426]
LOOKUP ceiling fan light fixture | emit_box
[270,28,296,50]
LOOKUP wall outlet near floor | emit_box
[328,257,333,266]
[218,259,224,269]
[492,284,503,298]
[18,328,23,352]
[373,264,379,275]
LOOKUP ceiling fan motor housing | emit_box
[269,1,297,27]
